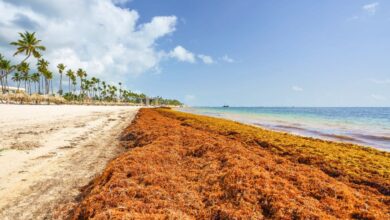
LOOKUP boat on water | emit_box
[223,105,229,108]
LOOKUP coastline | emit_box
[179,107,390,151]
[67,108,390,219]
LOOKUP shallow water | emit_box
[180,107,390,151]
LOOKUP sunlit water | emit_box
[179,107,390,151]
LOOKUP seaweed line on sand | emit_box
[66,108,390,219]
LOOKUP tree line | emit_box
[0,31,182,106]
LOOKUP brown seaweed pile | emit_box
[70,108,389,219]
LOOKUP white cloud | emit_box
[111,0,132,5]
[169,46,196,63]
[221,55,234,63]
[0,0,185,82]
[292,86,303,92]
[198,54,214,64]
[370,78,390,84]
[362,2,379,15]
[371,94,386,101]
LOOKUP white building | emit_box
[0,86,25,94]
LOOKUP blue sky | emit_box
[127,0,390,107]
[1,0,389,106]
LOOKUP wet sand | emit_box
[0,104,139,219]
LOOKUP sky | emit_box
[0,0,389,107]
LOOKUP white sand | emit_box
[0,104,140,219]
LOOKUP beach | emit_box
[0,106,389,219]
[69,108,389,219]
[0,105,139,219]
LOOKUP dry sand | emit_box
[0,104,139,219]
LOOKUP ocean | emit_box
[179,107,390,151]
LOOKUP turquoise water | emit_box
[180,107,390,151]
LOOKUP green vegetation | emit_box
[0,31,182,106]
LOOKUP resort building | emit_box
[0,86,26,94]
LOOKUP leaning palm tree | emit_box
[57,63,66,95]
[0,32,45,92]
[10,31,46,63]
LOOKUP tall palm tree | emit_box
[17,62,30,92]
[27,74,33,95]
[71,75,77,94]
[37,59,49,94]
[66,69,74,94]
[57,63,66,95]
[0,59,13,93]
[118,82,122,100]
[101,81,107,100]
[31,73,40,94]
[95,78,100,99]
[10,32,46,63]
[76,68,86,96]
[46,70,53,95]
[11,72,22,91]
[0,54,4,92]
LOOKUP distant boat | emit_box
[223,105,229,108]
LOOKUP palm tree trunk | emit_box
[5,74,9,93]
[59,74,62,95]
[40,77,42,94]
[0,76,4,94]
[45,79,49,95]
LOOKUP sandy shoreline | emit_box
[0,104,139,219]
[69,108,390,219]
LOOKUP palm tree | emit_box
[1,32,46,92]
[0,54,4,92]
[57,63,66,95]
[0,59,13,93]
[66,69,74,94]
[101,81,107,100]
[118,82,122,101]
[37,59,49,94]
[11,72,22,91]
[71,75,77,94]
[76,68,87,96]
[26,74,33,95]
[17,62,30,92]
[95,78,100,98]
[46,70,53,95]
[10,32,46,63]
[31,73,40,93]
